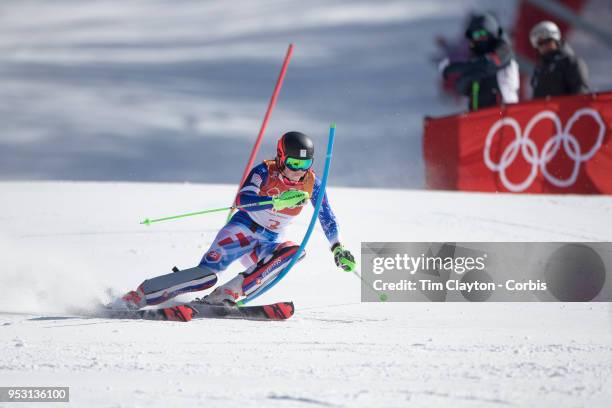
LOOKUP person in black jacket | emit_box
[530,21,589,98]
[440,13,519,111]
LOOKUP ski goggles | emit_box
[536,38,554,47]
[471,29,489,41]
[285,156,313,171]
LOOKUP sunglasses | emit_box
[471,29,489,40]
[285,157,313,171]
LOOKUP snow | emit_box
[1,181,611,407]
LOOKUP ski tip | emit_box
[141,218,151,226]
[330,122,336,129]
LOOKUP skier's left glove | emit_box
[272,190,309,211]
[332,243,356,272]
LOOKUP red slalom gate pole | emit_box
[226,44,294,222]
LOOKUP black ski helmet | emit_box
[465,13,502,55]
[465,13,502,40]
[276,131,314,167]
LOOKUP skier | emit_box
[440,12,519,111]
[529,21,589,99]
[115,131,356,310]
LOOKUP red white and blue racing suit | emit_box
[197,159,340,296]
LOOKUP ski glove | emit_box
[332,243,356,272]
[272,190,309,211]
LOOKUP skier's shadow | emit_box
[27,316,136,328]
[28,316,80,321]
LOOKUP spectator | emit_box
[529,21,589,98]
[440,13,519,111]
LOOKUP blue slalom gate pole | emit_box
[238,123,336,306]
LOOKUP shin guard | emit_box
[141,266,217,305]
[241,244,305,298]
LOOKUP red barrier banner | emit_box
[424,92,612,194]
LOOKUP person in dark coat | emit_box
[529,21,590,98]
[440,13,519,111]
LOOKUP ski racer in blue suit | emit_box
[116,131,356,310]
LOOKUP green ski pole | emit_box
[351,269,388,302]
[140,200,273,226]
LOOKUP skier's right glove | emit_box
[332,243,356,272]
[272,190,309,211]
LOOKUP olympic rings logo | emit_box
[483,108,606,192]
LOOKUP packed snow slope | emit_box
[1,182,611,407]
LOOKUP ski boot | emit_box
[108,284,147,310]
[199,274,244,306]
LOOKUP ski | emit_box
[101,301,295,322]
[189,300,294,321]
